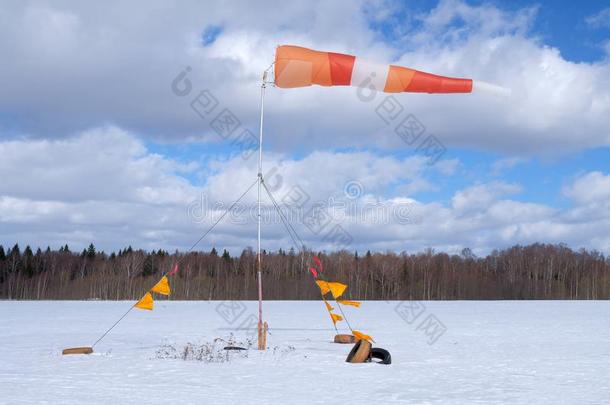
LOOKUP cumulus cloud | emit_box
[0,128,203,250]
[0,128,456,252]
[0,126,198,203]
[452,181,521,212]
[1,129,610,254]
[564,171,610,204]
[2,1,610,254]
[0,0,609,156]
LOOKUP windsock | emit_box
[274,45,509,96]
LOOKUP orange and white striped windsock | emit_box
[274,45,508,95]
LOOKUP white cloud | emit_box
[490,157,526,175]
[586,7,610,29]
[2,1,610,255]
[0,0,609,156]
[2,129,610,254]
[387,1,610,155]
[451,181,521,213]
[435,158,460,176]
[564,171,610,205]
[0,126,198,203]
[0,128,457,252]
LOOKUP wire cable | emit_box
[261,179,355,333]
[91,177,259,348]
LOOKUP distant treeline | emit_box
[0,243,609,300]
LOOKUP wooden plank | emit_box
[334,334,356,344]
[62,347,93,355]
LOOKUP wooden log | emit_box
[262,321,268,349]
[62,347,93,355]
[258,321,268,350]
[257,321,263,350]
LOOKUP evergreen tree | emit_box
[6,244,23,275]
[23,246,34,278]
[222,249,231,262]
[0,245,5,261]
[210,247,218,256]
[86,243,96,259]
[142,254,157,277]
[461,247,476,260]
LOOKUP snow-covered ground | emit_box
[1,300,609,404]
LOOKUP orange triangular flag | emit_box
[324,300,334,312]
[352,330,374,342]
[337,300,361,308]
[134,292,153,310]
[330,312,343,325]
[151,276,171,296]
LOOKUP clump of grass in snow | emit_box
[155,334,254,363]
[155,334,296,363]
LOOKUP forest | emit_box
[1,242,609,300]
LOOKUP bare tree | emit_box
[1,243,609,300]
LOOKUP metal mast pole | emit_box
[257,72,267,350]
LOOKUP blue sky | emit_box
[366,0,610,62]
[496,0,610,62]
[1,0,610,254]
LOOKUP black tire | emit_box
[369,347,391,365]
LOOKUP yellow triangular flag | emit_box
[134,292,153,310]
[316,280,330,295]
[328,282,347,299]
[337,300,361,308]
[151,276,171,296]
[324,300,334,312]
[352,330,374,342]
[315,280,347,299]
[330,312,343,325]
